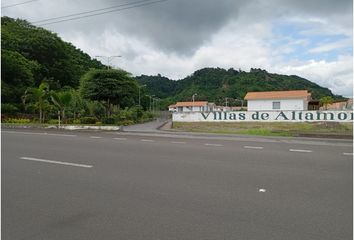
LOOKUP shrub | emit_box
[72,119,81,124]
[101,117,115,125]
[48,119,59,124]
[79,117,97,124]
[1,103,19,114]
[119,120,135,126]
[3,118,31,124]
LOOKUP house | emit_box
[168,101,215,112]
[244,90,311,111]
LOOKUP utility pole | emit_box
[192,93,197,112]
[95,55,122,69]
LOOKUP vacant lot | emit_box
[172,122,353,138]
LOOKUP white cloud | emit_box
[308,39,352,53]
[272,55,353,97]
[2,0,352,96]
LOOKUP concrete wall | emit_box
[173,111,353,122]
[248,98,307,111]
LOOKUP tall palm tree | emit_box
[23,82,50,123]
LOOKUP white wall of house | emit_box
[247,98,308,111]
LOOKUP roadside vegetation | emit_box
[172,122,353,137]
[1,17,156,126]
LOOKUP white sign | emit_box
[173,111,354,122]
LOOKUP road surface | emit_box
[2,129,353,240]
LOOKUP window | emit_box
[272,101,281,110]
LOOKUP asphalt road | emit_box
[2,129,353,240]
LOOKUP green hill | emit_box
[1,16,343,111]
[1,16,105,106]
[136,68,342,106]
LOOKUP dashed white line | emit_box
[244,146,264,149]
[2,131,76,137]
[204,143,223,147]
[171,141,186,144]
[46,133,76,137]
[20,157,93,168]
[90,136,102,139]
[343,152,353,156]
[289,149,313,153]
[258,189,267,193]
[113,137,127,140]
[141,139,155,142]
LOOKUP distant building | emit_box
[168,101,215,112]
[321,98,353,110]
[244,90,311,111]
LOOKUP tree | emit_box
[80,69,139,115]
[51,90,73,123]
[320,96,334,110]
[1,49,40,104]
[22,82,50,123]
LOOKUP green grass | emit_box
[172,122,353,137]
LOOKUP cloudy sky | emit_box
[2,0,353,96]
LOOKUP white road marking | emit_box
[244,146,264,149]
[2,131,76,137]
[343,152,353,156]
[113,137,127,140]
[141,139,155,142]
[20,157,93,168]
[171,141,186,144]
[258,189,266,193]
[205,143,223,147]
[289,149,313,153]
[90,136,102,139]
[46,133,76,137]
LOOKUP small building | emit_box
[321,98,353,110]
[168,101,215,112]
[244,90,311,111]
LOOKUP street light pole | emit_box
[138,84,146,106]
[192,93,197,112]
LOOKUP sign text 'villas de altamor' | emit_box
[173,111,353,122]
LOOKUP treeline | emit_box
[136,68,344,108]
[2,17,154,124]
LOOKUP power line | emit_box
[33,0,168,26]
[31,0,155,24]
[1,0,38,9]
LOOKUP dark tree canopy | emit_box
[80,69,139,108]
[1,16,105,105]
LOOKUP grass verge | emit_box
[172,122,353,137]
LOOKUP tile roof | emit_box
[172,101,208,107]
[244,90,310,100]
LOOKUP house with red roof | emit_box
[244,90,312,111]
[168,101,215,112]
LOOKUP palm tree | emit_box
[23,82,50,123]
[51,91,73,124]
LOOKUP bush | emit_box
[101,117,115,124]
[1,103,19,114]
[72,119,81,124]
[48,119,59,124]
[119,120,135,126]
[3,118,31,124]
[79,117,97,124]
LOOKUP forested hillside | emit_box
[136,68,342,106]
[1,16,104,107]
[2,16,342,113]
